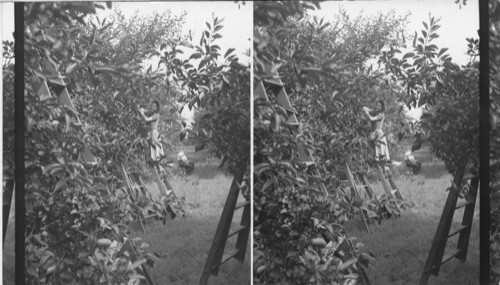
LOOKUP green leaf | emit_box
[270,63,283,74]
[189,53,202,60]
[403,52,415,59]
[43,163,61,175]
[130,258,147,270]
[59,272,74,280]
[438,48,449,57]
[224,48,235,58]
[54,178,68,192]
[94,66,121,76]
[47,265,56,274]
[254,163,271,175]
[311,237,326,247]
[261,177,276,192]
[429,33,439,39]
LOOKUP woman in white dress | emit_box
[139,101,164,162]
[362,100,390,161]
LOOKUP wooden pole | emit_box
[14,4,26,284]
[478,0,490,283]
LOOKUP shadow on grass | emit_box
[344,211,479,285]
[416,162,450,180]
[190,163,226,180]
[133,213,250,285]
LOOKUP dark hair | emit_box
[377,100,385,113]
[151,101,160,112]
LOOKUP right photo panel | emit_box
[253,1,480,284]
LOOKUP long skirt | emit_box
[149,130,164,162]
[370,129,390,161]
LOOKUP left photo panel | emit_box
[3,2,251,284]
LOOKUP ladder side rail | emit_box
[375,163,393,197]
[429,167,466,275]
[120,164,136,203]
[346,164,362,198]
[456,177,479,261]
[387,174,403,200]
[419,167,466,284]
[234,201,251,262]
[152,167,168,198]
[209,161,247,274]
[358,173,388,220]
[346,165,371,232]
[120,164,148,233]
[199,160,247,284]
[358,173,376,200]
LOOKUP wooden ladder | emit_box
[346,163,372,233]
[358,171,391,221]
[374,162,403,200]
[199,160,250,285]
[120,164,149,234]
[152,165,176,199]
[419,175,479,285]
[120,164,178,234]
[256,68,370,285]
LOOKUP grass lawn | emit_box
[131,148,250,285]
[344,146,480,285]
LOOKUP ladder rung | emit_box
[455,200,473,210]
[219,249,240,266]
[235,201,250,210]
[448,225,469,238]
[439,248,461,266]
[228,225,248,238]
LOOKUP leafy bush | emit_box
[158,14,251,173]
[21,3,189,283]
[380,15,479,178]
[253,2,410,283]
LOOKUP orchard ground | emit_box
[130,148,250,285]
[3,148,250,285]
[3,146,479,284]
[345,145,480,285]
